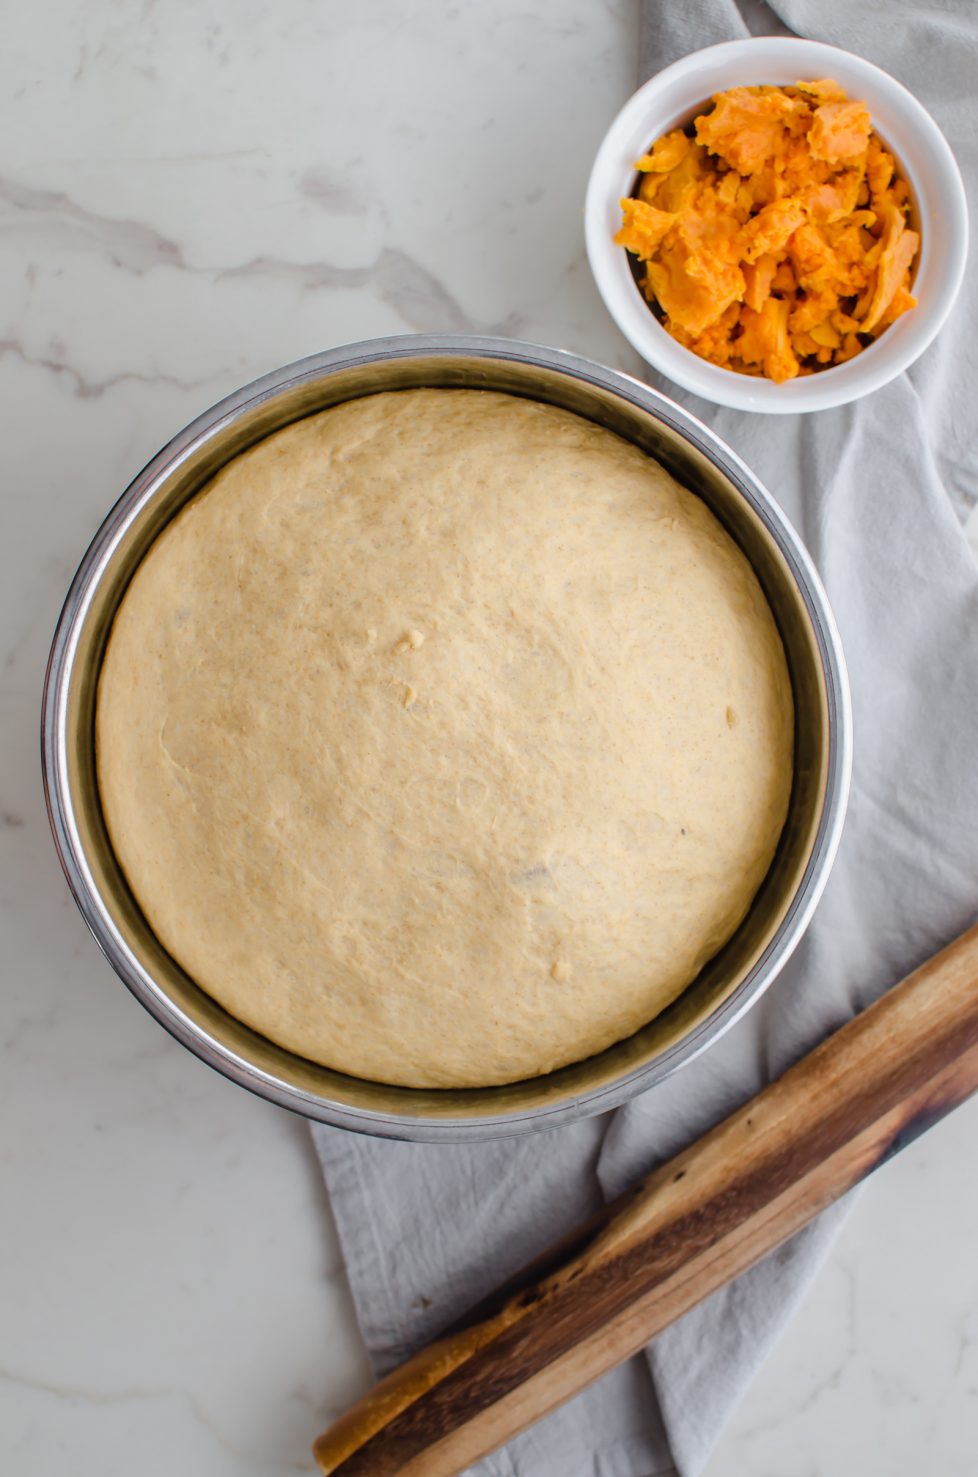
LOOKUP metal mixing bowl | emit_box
[42,334,851,1140]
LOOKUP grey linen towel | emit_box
[313,4,978,1473]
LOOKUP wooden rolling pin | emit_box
[314,921,978,1476]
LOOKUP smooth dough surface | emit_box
[97,389,793,1088]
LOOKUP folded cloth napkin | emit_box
[313,4,978,1472]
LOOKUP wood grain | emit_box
[313,921,978,1476]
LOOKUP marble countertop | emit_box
[4,3,977,1473]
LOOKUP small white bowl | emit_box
[585,37,968,414]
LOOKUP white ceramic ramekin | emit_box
[585,38,969,414]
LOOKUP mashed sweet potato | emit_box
[615,81,919,382]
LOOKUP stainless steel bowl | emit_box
[42,334,851,1141]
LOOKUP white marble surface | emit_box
[3,3,977,1473]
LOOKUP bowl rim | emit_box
[41,333,852,1139]
[585,36,970,414]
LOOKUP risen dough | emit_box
[97,390,793,1088]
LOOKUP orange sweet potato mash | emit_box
[615,80,919,382]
